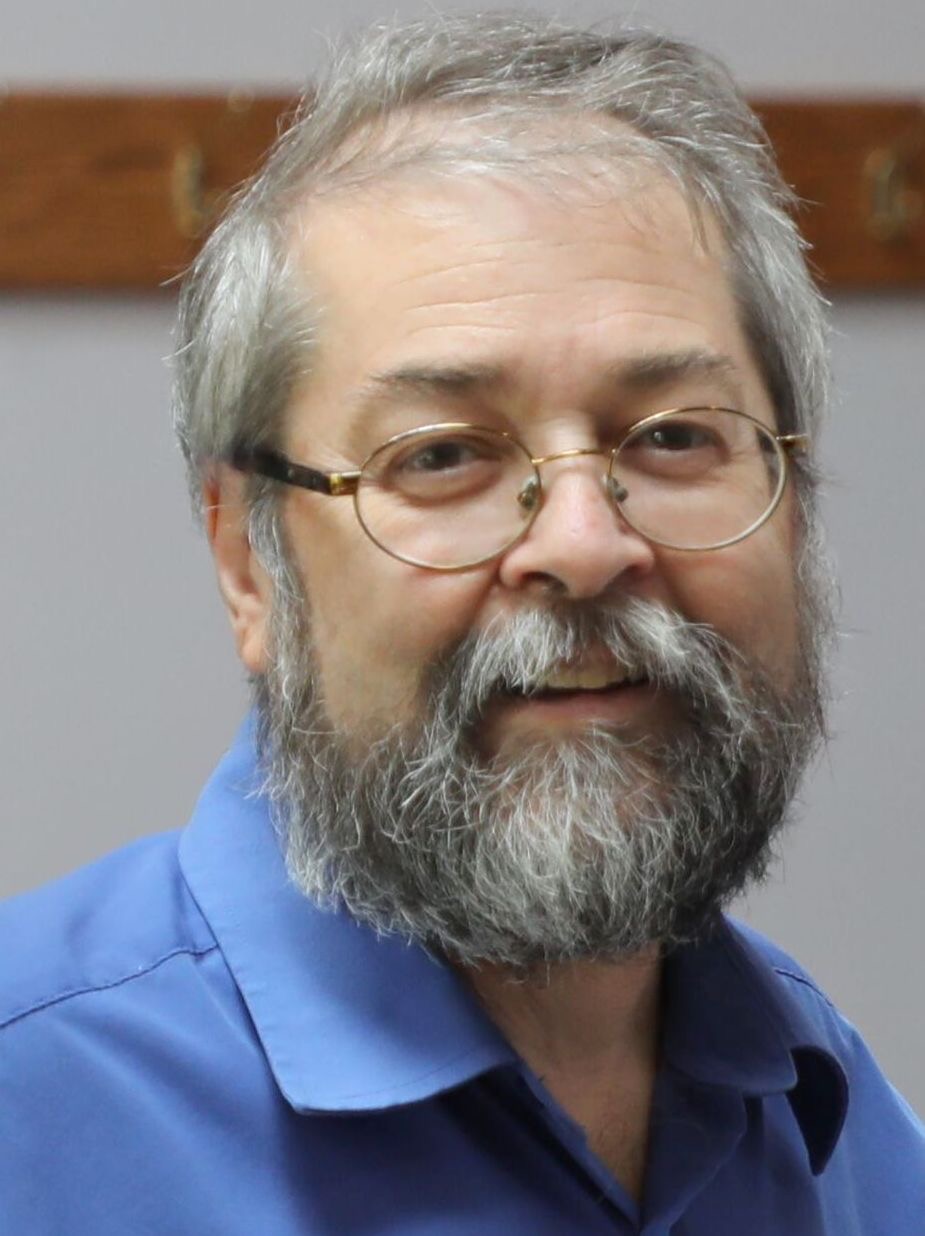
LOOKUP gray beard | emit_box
[253,588,829,971]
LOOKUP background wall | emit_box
[2,1,923,1113]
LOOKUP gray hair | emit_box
[173,11,830,544]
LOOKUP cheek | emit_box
[668,528,800,684]
[290,505,495,731]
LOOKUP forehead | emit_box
[286,161,768,447]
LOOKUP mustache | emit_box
[426,597,750,729]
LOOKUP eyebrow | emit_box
[613,348,744,402]
[352,362,508,412]
[348,347,745,432]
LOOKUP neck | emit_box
[459,947,664,1204]
[461,946,663,1078]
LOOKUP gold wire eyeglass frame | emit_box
[230,406,809,572]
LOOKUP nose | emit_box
[497,457,657,599]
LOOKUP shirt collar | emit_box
[662,922,849,1174]
[181,716,847,1172]
[179,718,515,1114]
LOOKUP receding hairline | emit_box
[275,103,720,366]
[278,99,706,231]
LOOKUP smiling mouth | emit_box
[506,663,649,698]
[476,661,668,754]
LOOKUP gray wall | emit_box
[2,1,923,1114]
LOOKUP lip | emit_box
[505,680,655,721]
[477,679,675,752]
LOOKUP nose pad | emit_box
[518,472,628,512]
[517,476,541,511]
[606,474,629,504]
[519,469,628,514]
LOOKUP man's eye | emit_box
[619,417,731,480]
[374,432,511,502]
[642,423,715,451]
[402,440,480,472]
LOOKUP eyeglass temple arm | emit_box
[778,433,810,457]
[229,445,360,496]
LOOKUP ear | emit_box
[204,467,274,676]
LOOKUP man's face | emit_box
[221,168,830,966]
[271,173,800,751]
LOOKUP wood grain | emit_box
[0,93,285,288]
[1,93,922,289]
[755,99,925,288]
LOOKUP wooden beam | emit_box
[1,92,923,290]
[754,99,925,288]
[0,92,284,289]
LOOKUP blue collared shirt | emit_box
[1,722,923,1234]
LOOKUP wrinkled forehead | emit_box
[275,104,755,443]
[277,143,766,458]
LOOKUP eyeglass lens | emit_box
[613,409,785,551]
[354,411,785,568]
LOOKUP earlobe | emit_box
[204,470,273,676]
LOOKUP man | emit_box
[2,14,922,1234]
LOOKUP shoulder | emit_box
[0,835,261,1230]
[0,831,217,1033]
[726,918,877,1066]
[727,917,925,1143]
[727,917,840,1008]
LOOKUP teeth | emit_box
[535,665,642,692]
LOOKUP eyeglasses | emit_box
[230,407,808,571]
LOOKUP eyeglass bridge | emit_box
[516,447,630,512]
